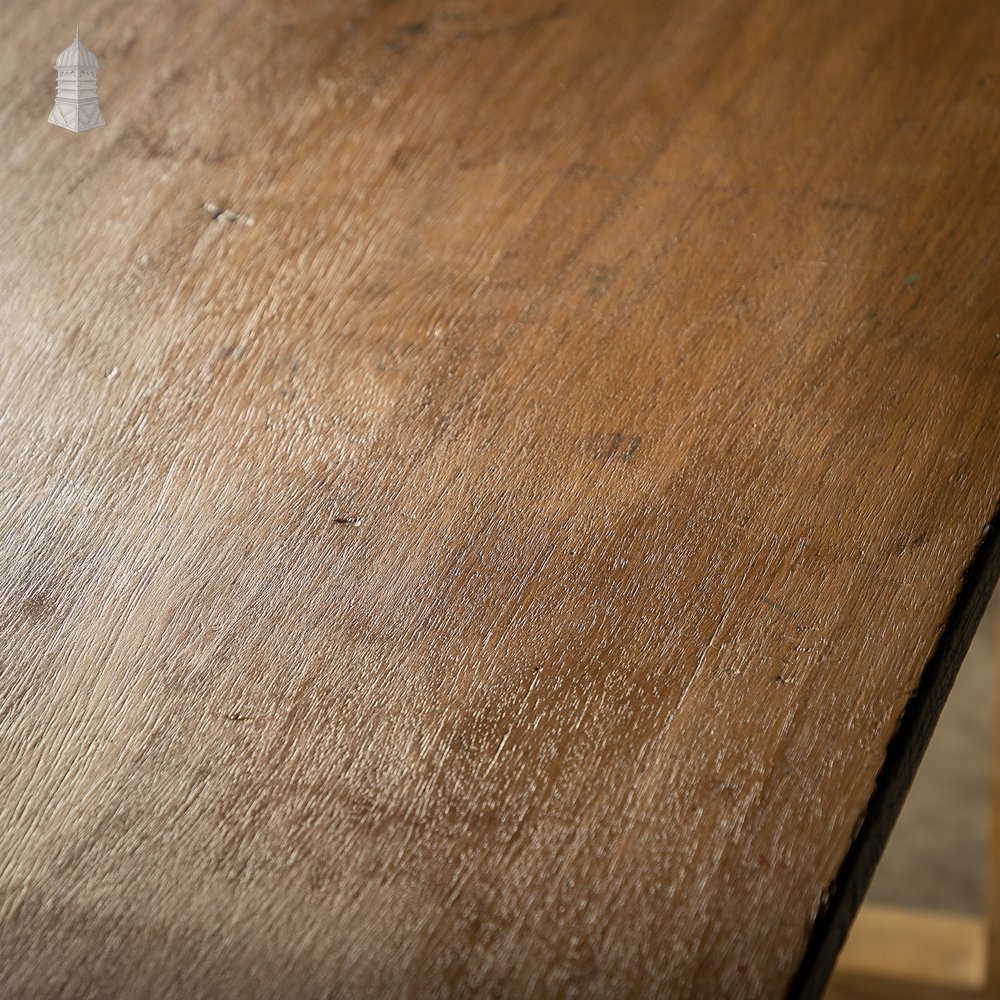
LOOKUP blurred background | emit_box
[868,593,997,915]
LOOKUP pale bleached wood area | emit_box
[1,1,999,998]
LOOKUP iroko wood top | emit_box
[2,2,999,998]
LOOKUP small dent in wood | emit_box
[116,126,181,160]
[385,6,570,50]
[19,591,52,622]
[584,265,618,297]
[203,202,255,227]
[759,594,794,617]
[591,432,642,465]
[451,4,570,40]
[888,531,929,556]
[384,19,430,53]
[389,145,421,171]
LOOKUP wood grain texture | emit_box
[1,1,999,998]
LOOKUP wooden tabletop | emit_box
[2,1,999,997]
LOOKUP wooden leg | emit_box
[986,595,1000,995]
[824,597,999,1000]
[825,905,985,999]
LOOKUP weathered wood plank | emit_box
[1,1,998,997]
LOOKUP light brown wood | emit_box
[1,1,999,998]
[824,974,978,1000]
[830,905,986,994]
[988,598,1000,994]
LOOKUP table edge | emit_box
[789,497,1000,1000]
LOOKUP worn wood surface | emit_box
[1,1,999,998]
